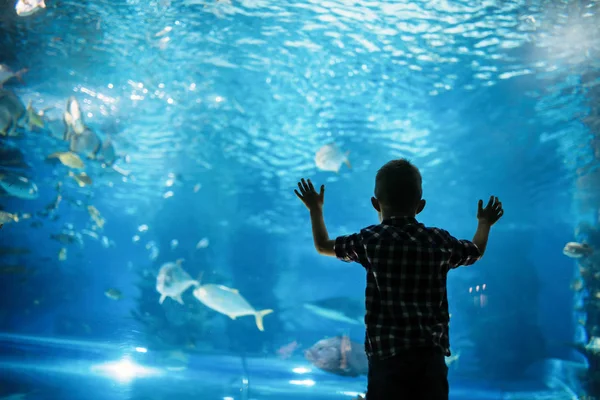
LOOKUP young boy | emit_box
[294,159,504,400]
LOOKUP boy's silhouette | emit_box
[295,158,504,400]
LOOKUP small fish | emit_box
[0,265,27,274]
[156,259,199,304]
[58,247,67,261]
[47,151,85,169]
[87,205,105,228]
[193,279,273,331]
[571,279,584,292]
[63,96,85,138]
[0,65,27,87]
[0,211,19,225]
[50,230,83,246]
[196,237,209,249]
[563,242,594,258]
[303,297,364,325]
[81,229,99,240]
[105,288,123,300]
[170,239,179,250]
[15,0,46,16]
[98,137,116,167]
[69,171,92,187]
[305,335,367,377]
[25,100,50,130]
[0,89,26,121]
[193,183,201,193]
[315,143,351,173]
[0,174,39,199]
[0,107,17,136]
[277,340,300,360]
[70,128,101,159]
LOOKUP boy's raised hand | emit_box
[295,178,324,212]
[477,196,504,226]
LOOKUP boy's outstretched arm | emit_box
[473,196,504,256]
[295,178,336,256]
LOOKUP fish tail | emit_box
[13,214,19,222]
[254,309,274,331]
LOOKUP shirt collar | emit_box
[381,216,418,225]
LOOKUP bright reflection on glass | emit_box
[90,357,161,383]
[289,379,315,387]
[292,367,311,374]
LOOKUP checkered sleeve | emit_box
[334,233,368,266]
[436,229,482,269]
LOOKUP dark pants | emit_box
[365,347,448,400]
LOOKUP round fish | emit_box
[0,66,27,86]
[15,0,46,16]
[98,137,116,166]
[315,143,351,173]
[305,335,368,377]
[156,261,199,305]
[563,242,593,258]
[0,174,38,199]
[192,284,273,331]
[0,90,26,124]
[70,128,101,158]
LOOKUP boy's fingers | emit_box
[486,196,494,208]
[307,179,315,192]
[320,185,325,196]
[294,189,303,200]
[478,199,483,211]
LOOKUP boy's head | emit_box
[371,159,426,219]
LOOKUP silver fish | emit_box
[563,242,593,258]
[0,90,26,124]
[303,296,364,325]
[15,0,46,16]
[0,66,27,87]
[98,137,116,166]
[70,128,101,159]
[193,283,273,331]
[64,96,85,139]
[315,143,351,173]
[0,174,38,199]
[156,260,199,305]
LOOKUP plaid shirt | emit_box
[334,216,481,359]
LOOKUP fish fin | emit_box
[159,294,167,304]
[254,309,274,331]
[196,271,203,285]
[14,68,27,83]
[174,294,184,305]
[191,280,200,287]
[228,314,237,320]
[12,214,19,222]
[344,151,351,169]
[175,258,185,266]
[229,288,239,294]
[40,0,46,7]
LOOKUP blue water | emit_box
[1,0,599,398]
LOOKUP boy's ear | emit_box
[416,199,426,215]
[371,197,381,212]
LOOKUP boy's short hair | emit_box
[374,159,423,212]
